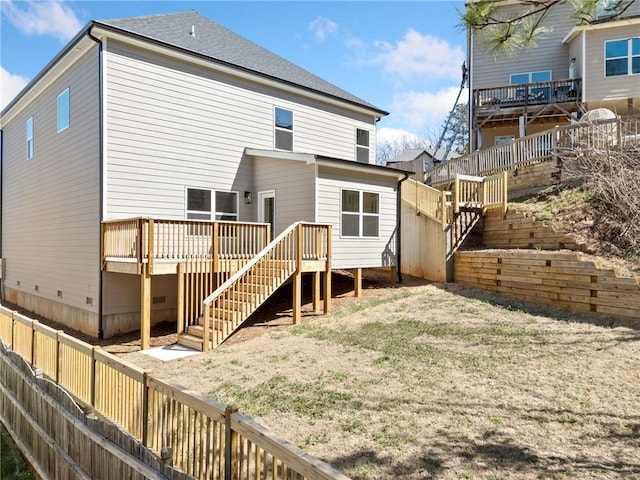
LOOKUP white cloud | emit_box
[355,29,464,84]
[309,17,338,41]
[0,67,29,110]
[2,0,83,42]
[391,87,468,132]
[377,127,425,146]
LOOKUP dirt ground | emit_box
[106,272,640,480]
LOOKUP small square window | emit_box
[340,189,379,238]
[187,188,212,220]
[215,191,239,221]
[57,88,70,132]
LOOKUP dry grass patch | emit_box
[123,280,640,480]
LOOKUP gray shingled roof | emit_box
[96,11,386,115]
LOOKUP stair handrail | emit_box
[200,221,331,350]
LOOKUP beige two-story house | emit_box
[468,0,640,149]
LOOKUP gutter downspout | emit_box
[88,26,105,339]
[396,173,410,283]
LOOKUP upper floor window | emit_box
[341,189,379,238]
[57,88,70,132]
[274,107,293,151]
[186,188,239,221]
[605,38,640,77]
[26,117,34,159]
[509,71,551,85]
[356,129,370,163]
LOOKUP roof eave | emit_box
[91,21,389,118]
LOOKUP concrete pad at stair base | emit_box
[141,343,200,361]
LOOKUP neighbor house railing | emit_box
[453,172,508,214]
[0,305,350,480]
[102,218,271,274]
[427,116,640,186]
[474,78,582,111]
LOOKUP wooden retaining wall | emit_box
[481,208,579,251]
[0,306,350,480]
[454,250,640,325]
[507,159,561,198]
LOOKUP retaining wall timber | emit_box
[454,249,640,325]
[480,208,580,251]
[507,159,562,198]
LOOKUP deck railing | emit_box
[474,78,582,111]
[427,116,640,186]
[201,223,331,350]
[0,305,350,480]
[102,218,271,274]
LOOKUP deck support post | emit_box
[312,271,321,313]
[353,268,362,297]
[323,225,332,314]
[140,264,151,350]
[390,265,399,282]
[177,263,184,335]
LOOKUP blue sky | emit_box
[0,0,467,144]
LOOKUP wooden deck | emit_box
[101,218,332,350]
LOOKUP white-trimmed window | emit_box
[509,71,551,85]
[274,107,293,151]
[26,117,34,159]
[356,129,370,163]
[605,38,640,77]
[186,188,238,221]
[57,88,70,132]
[341,189,379,238]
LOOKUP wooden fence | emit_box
[427,116,640,186]
[0,306,350,480]
[0,341,192,480]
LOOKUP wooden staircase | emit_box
[177,223,330,351]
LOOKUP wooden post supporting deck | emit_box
[323,225,332,313]
[353,268,362,297]
[293,224,303,324]
[140,265,151,350]
[176,263,184,335]
[312,271,321,313]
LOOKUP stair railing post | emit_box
[177,263,185,335]
[454,174,460,214]
[324,225,332,313]
[502,171,508,213]
[148,219,155,275]
[293,224,303,324]
[225,405,240,480]
[203,300,210,352]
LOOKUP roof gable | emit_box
[96,11,386,115]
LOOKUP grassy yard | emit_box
[123,277,640,480]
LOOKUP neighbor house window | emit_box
[509,71,551,85]
[186,188,212,220]
[214,191,238,221]
[26,117,34,159]
[274,107,293,151]
[356,129,370,163]
[57,88,70,132]
[605,38,640,77]
[341,189,379,238]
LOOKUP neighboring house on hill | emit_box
[387,148,460,179]
[468,0,640,150]
[0,11,407,346]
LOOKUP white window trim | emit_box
[509,70,552,85]
[57,88,70,133]
[185,187,239,221]
[274,106,294,152]
[355,128,370,164]
[339,188,380,239]
[26,117,33,159]
[604,38,640,78]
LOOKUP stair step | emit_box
[177,334,204,351]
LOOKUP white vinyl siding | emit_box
[253,156,315,234]
[317,166,398,269]
[1,47,101,331]
[104,41,376,221]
